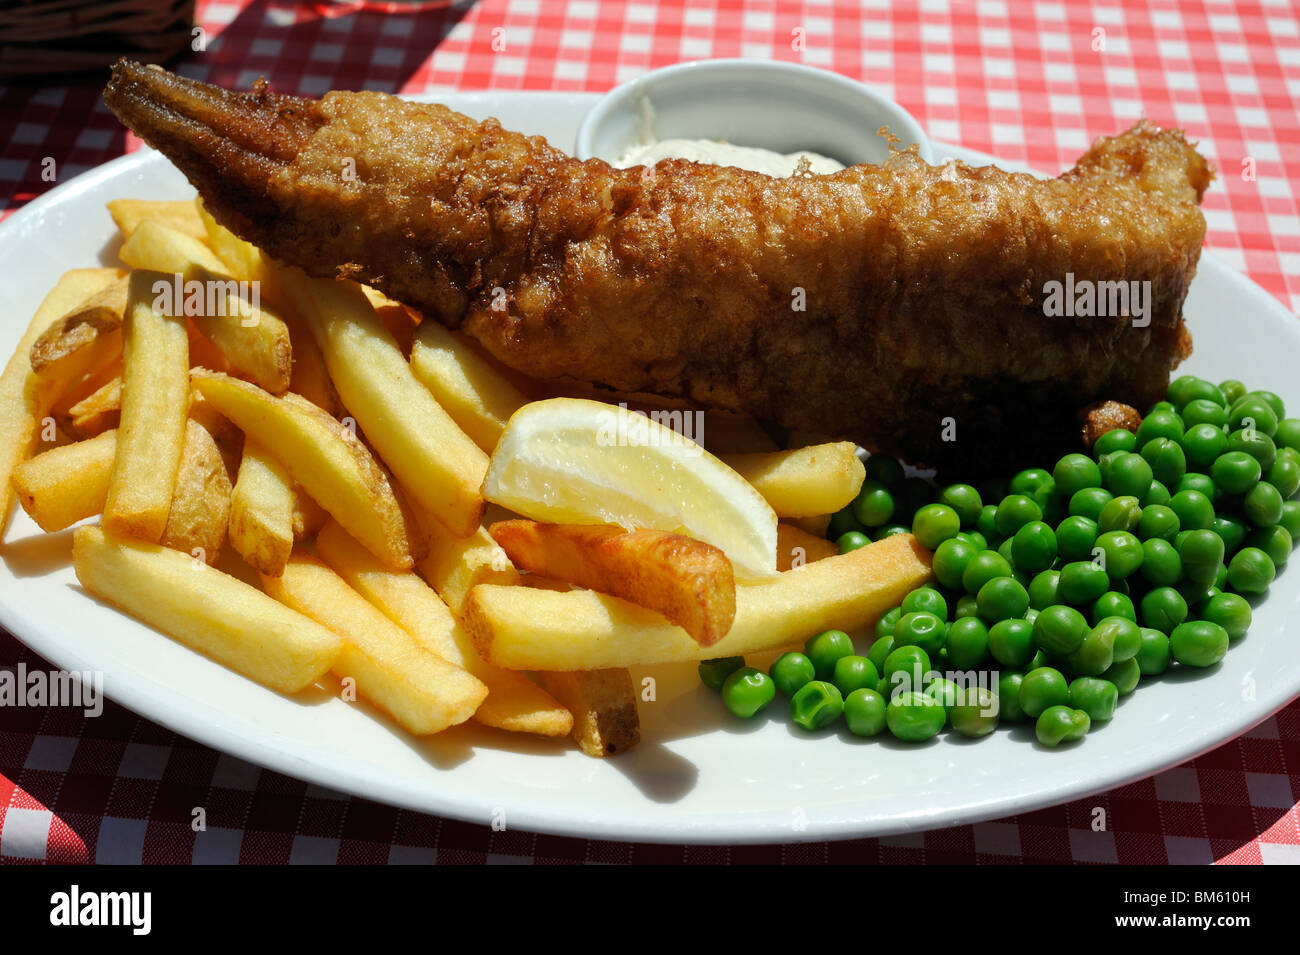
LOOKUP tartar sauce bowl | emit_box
[574,58,933,170]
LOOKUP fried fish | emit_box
[104,61,1211,473]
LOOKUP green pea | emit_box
[874,523,912,540]
[1169,489,1212,531]
[1019,666,1069,718]
[1169,620,1229,668]
[994,494,1042,537]
[1007,468,1050,495]
[1227,427,1276,470]
[1053,453,1103,498]
[1176,471,1220,503]
[988,618,1035,668]
[977,503,999,542]
[901,586,948,619]
[956,529,988,551]
[836,530,870,553]
[949,685,1000,738]
[1094,530,1143,579]
[1266,452,1300,498]
[804,629,855,680]
[827,505,866,540]
[1098,495,1142,533]
[1281,500,1300,540]
[867,634,895,673]
[1244,481,1284,527]
[843,688,888,736]
[977,576,1030,623]
[954,593,981,619]
[790,680,844,730]
[1180,398,1228,430]
[1099,615,1142,662]
[997,536,1016,564]
[832,655,880,698]
[1033,603,1089,656]
[1227,546,1275,594]
[1135,627,1172,675]
[1068,676,1118,721]
[912,503,961,550]
[1179,528,1226,585]
[882,644,931,695]
[938,483,983,526]
[876,607,902,642]
[698,656,746,690]
[1275,417,1300,452]
[1166,375,1197,405]
[1101,657,1141,695]
[1027,569,1062,610]
[885,691,946,741]
[1036,705,1091,746]
[1229,396,1279,436]
[1247,525,1291,567]
[944,617,990,669]
[1139,537,1181,586]
[1104,451,1154,499]
[1219,379,1247,406]
[1066,623,1116,676]
[1054,515,1097,562]
[962,550,1013,594]
[1180,422,1229,471]
[769,651,816,697]
[1251,390,1286,419]
[864,453,904,486]
[1200,591,1252,642]
[1090,591,1136,626]
[1137,409,1185,444]
[891,611,944,656]
[1094,427,1138,456]
[1211,513,1248,555]
[997,671,1028,723]
[1212,451,1262,495]
[924,677,961,710]
[721,667,776,718]
[1140,438,1187,487]
[1139,586,1188,633]
[1058,561,1110,605]
[1141,479,1171,508]
[1069,487,1113,522]
[853,478,896,527]
[1006,521,1053,573]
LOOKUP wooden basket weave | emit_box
[0,0,197,81]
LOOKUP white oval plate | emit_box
[2,92,1298,845]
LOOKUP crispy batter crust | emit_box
[106,62,1211,473]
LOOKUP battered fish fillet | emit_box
[104,61,1212,474]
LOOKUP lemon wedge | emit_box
[484,398,779,578]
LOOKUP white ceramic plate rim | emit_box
[2,91,1298,845]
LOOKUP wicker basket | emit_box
[0,0,197,81]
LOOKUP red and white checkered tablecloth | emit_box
[2,0,1299,865]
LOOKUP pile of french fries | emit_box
[0,197,933,759]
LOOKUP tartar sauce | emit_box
[613,139,845,177]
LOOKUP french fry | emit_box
[102,270,190,542]
[489,521,736,647]
[316,520,572,737]
[120,221,292,392]
[408,319,530,453]
[0,268,121,528]
[49,357,121,438]
[465,532,932,670]
[64,374,121,439]
[28,275,126,395]
[791,513,832,538]
[262,554,487,735]
[11,429,117,532]
[283,310,342,416]
[189,370,415,569]
[720,442,866,518]
[160,415,233,565]
[73,526,342,693]
[228,440,294,577]
[375,303,418,358]
[108,198,208,241]
[278,270,488,537]
[776,522,839,571]
[418,518,519,616]
[533,670,640,757]
[195,198,291,313]
[291,488,328,541]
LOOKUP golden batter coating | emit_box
[105,61,1212,473]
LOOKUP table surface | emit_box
[2,0,1299,865]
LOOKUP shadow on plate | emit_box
[1,526,75,576]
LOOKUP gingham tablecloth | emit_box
[2,0,1299,865]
